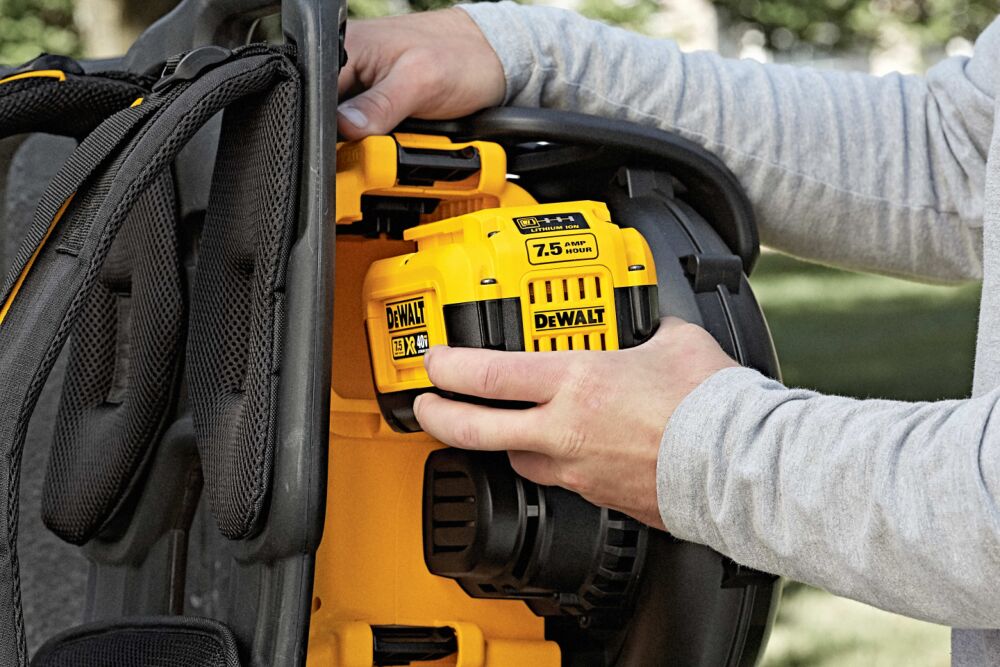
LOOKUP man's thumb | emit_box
[337,66,422,140]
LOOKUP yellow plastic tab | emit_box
[335,134,535,228]
[0,70,67,86]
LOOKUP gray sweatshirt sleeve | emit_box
[460,2,998,283]
[460,2,1000,627]
[660,367,1000,628]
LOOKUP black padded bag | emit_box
[188,69,301,540]
[30,616,240,667]
[0,46,299,666]
[0,65,151,662]
[42,168,184,545]
[0,67,150,300]
[0,67,149,140]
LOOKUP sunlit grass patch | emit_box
[749,252,975,665]
[751,253,980,401]
[763,584,950,667]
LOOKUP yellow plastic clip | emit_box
[0,70,67,86]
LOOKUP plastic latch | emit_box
[396,143,481,186]
[721,559,779,588]
[153,46,234,93]
[15,53,84,76]
[681,254,743,294]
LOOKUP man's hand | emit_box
[338,9,505,140]
[413,317,738,529]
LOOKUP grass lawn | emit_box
[748,252,980,666]
[763,584,950,667]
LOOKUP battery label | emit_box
[386,297,425,332]
[391,330,430,360]
[534,307,606,331]
[513,212,589,235]
[526,233,599,265]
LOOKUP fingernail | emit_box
[413,393,425,415]
[338,104,368,129]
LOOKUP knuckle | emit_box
[555,464,592,496]
[677,322,705,341]
[673,323,712,355]
[400,48,441,87]
[361,86,396,121]
[556,424,589,459]
[453,420,482,450]
[477,357,507,396]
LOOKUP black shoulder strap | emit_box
[0,46,298,666]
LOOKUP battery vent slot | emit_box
[525,271,614,353]
[429,470,477,555]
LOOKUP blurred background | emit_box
[2,0,992,664]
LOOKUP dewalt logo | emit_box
[534,307,606,331]
[385,297,425,332]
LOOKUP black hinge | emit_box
[721,559,779,588]
[153,45,233,93]
[681,253,743,294]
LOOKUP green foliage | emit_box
[346,0,996,54]
[713,0,997,54]
[575,0,662,33]
[0,0,80,66]
[762,584,949,666]
[349,0,458,19]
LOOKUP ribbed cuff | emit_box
[656,366,774,543]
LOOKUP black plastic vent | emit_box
[428,469,476,556]
[581,511,643,612]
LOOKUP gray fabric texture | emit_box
[462,3,1000,664]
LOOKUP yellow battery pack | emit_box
[362,199,658,432]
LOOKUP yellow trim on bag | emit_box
[0,70,67,86]
[0,194,75,326]
[130,97,143,107]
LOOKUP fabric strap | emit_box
[0,47,298,666]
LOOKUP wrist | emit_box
[656,366,767,539]
[457,1,535,105]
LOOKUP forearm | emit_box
[660,367,1000,627]
[461,3,997,282]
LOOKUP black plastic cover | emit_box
[423,449,647,627]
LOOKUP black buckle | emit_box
[15,53,84,76]
[153,45,233,93]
